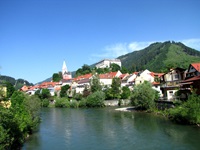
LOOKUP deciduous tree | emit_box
[111,77,121,99]
[131,81,156,110]
[90,74,102,93]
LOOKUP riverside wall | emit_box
[104,99,131,106]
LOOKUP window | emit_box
[169,91,173,96]
[174,74,179,79]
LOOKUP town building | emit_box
[95,59,121,69]
[160,67,186,100]
[180,62,200,95]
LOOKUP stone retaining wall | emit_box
[104,99,131,106]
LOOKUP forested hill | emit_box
[118,41,200,72]
[0,75,33,89]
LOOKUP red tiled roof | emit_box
[181,75,200,83]
[191,63,200,72]
[99,72,118,79]
[73,73,92,82]
[20,85,29,91]
[39,82,58,89]
[29,85,39,90]
[54,86,61,91]
[133,72,139,75]
[78,78,90,84]
[150,72,164,78]
[119,73,129,79]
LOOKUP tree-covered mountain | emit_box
[0,75,33,89]
[118,41,200,72]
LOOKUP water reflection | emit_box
[23,108,200,150]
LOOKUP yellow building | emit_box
[0,85,7,99]
[0,86,11,108]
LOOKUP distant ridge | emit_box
[0,75,33,89]
[118,41,200,72]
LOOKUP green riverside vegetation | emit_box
[0,91,41,149]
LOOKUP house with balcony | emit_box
[121,72,138,89]
[180,62,200,95]
[160,67,186,100]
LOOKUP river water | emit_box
[23,108,200,150]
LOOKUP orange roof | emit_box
[191,63,200,72]
[99,72,118,79]
[150,72,164,78]
[39,82,58,89]
[20,85,29,91]
[29,85,39,90]
[54,86,61,91]
[119,73,129,79]
[74,73,92,82]
[133,72,139,75]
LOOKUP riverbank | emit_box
[115,106,135,112]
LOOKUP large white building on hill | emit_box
[95,59,121,69]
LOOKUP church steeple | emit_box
[62,60,68,75]
[62,60,72,80]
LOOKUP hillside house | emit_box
[134,69,154,85]
[185,62,200,79]
[73,73,93,94]
[121,72,138,88]
[160,67,186,100]
[180,62,200,95]
[95,59,121,69]
[150,72,164,96]
[99,71,122,87]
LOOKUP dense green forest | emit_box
[118,41,200,72]
[0,75,33,90]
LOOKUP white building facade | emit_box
[95,59,122,69]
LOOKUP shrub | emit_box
[131,81,156,110]
[42,99,50,107]
[169,92,200,124]
[70,100,79,108]
[86,91,105,107]
[78,98,87,108]
[74,93,83,100]
[121,86,131,99]
[60,85,70,98]
[55,98,70,108]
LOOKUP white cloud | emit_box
[91,38,200,62]
[128,41,154,51]
[180,38,200,50]
[91,41,153,61]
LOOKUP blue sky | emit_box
[0,0,200,84]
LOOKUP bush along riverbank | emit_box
[167,92,200,126]
[0,91,41,149]
[43,91,106,108]
[130,81,200,126]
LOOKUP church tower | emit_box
[62,60,72,80]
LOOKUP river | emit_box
[23,108,200,150]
